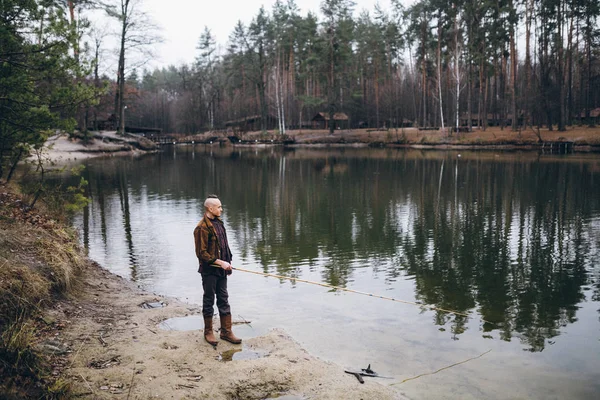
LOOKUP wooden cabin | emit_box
[311,112,349,130]
[225,115,278,132]
[579,108,600,124]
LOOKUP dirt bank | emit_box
[42,131,157,163]
[50,261,402,399]
[179,126,600,152]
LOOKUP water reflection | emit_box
[75,148,600,355]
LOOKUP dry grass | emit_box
[0,187,85,398]
[231,125,600,147]
[173,125,600,149]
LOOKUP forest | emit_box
[1,0,600,179]
[114,0,600,135]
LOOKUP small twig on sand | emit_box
[68,332,91,369]
[146,327,157,334]
[178,374,203,382]
[126,360,136,400]
[391,349,492,386]
[97,334,107,346]
[79,374,95,396]
[176,384,197,389]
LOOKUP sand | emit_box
[41,132,156,163]
[45,261,404,399]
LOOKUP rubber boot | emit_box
[204,317,218,346]
[219,314,242,344]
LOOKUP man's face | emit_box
[209,199,223,217]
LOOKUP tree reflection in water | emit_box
[76,148,600,352]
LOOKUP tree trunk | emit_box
[453,9,460,134]
[329,30,335,134]
[6,148,24,183]
[67,1,79,64]
[585,14,593,126]
[375,62,380,128]
[258,42,268,132]
[525,0,532,128]
[566,11,575,126]
[437,15,445,134]
[509,1,518,131]
[557,0,566,131]
[115,0,130,135]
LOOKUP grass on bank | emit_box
[177,125,600,147]
[0,187,86,399]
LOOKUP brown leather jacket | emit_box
[193,214,228,275]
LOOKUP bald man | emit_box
[193,195,241,346]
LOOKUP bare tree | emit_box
[436,10,445,134]
[86,23,110,130]
[451,6,465,134]
[103,0,161,134]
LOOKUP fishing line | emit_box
[232,266,495,325]
[390,349,492,386]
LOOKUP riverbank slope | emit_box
[44,126,600,158]
[181,126,600,152]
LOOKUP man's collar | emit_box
[204,213,222,222]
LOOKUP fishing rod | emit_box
[232,266,493,324]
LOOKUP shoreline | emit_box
[52,259,403,399]
[41,132,159,164]
[42,127,600,162]
[0,188,401,399]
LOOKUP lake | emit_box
[73,146,600,399]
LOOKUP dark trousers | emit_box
[201,273,231,318]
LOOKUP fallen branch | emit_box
[235,314,252,326]
[68,332,91,369]
[79,373,95,396]
[176,384,197,389]
[97,334,107,346]
[126,361,136,400]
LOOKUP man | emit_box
[193,195,242,346]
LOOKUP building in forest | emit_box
[87,113,117,131]
[311,112,349,130]
[579,108,600,124]
[459,112,524,128]
[224,115,279,132]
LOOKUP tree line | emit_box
[2,0,600,180]
[121,0,600,134]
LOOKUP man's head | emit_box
[204,195,222,218]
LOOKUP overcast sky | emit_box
[118,0,411,70]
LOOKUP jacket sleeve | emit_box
[194,225,217,265]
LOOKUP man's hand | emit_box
[217,260,233,271]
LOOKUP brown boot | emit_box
[219,314,242,344]
[204,317,218,346]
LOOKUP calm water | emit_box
[73,147,600,399]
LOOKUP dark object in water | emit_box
[345,364,393,383]
[344,370,364,384]
[363,364,374,374]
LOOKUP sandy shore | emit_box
[41,132,157,163]
[45,260,403,399]
[43,126,600,163]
